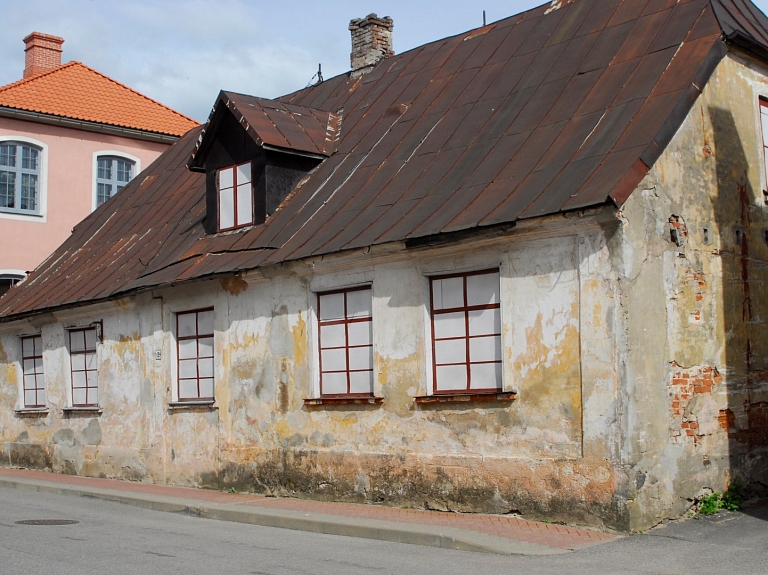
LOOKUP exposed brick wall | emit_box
[349,14,394,76]
[23,32,64,78]
[669,363,722,443]
[719,402,768,447]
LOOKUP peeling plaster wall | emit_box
[617,52,768,530]
[0,215,625,528]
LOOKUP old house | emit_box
[2,0,768,531]
[0,32,198,294]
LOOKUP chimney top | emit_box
[349,14,394,78]
[23,32,64,79]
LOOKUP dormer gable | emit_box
[189,91,341,234]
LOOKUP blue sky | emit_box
[2,0,768,122]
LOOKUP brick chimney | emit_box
[349,14,394,77]
[23,32,64,78]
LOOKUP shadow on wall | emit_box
[710,107,768,505]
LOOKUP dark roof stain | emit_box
[2,0,767,321]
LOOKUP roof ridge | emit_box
[0,61,79,93]
[63,61,198,125]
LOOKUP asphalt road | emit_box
[0,485,766,575]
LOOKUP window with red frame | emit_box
[69,327,99,407]
[430,269,502,393]
[21,335,45,408]
[218,162,253,231]
[177,308,214,401]
[761,98,768,200]
[318,286,373,397]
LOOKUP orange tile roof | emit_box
[0,62,198,137]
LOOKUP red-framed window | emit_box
[430,269,502,393]
[177,308,215,401]
[21,335,45,408]
[218,162,253,231]
[318,286,374,397]
[69,327,99,407]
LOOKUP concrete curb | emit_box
[0,474,569,555]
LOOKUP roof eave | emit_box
[0,106,182,143]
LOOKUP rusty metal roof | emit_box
[2,0,768,320]
[189,92,340,166]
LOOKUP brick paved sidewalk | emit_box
[0,467,615,554]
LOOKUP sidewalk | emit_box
[0,467,616,555]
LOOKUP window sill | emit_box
[168,401,217,411]
[62,406,103,414]
[414,391,517,404]
[304,396,383,406]
[15,408,49,417]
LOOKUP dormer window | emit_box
[218,162,253,230]
[188,91,340,235]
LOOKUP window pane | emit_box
[347,321,371,347]
[236,183,252,225]
[24,374,37,391]
[349,346,372,371]
[34,357,43,374]
[22,337,34,356]
[236,162,251,185]
[469,308,500,336]
[179,379,198,400]
[321,348,346,372]
[23,358,35,375]
[198,357,214,378]
[72,371,87,389]
[198,310,214,335]
[0,144,16,167]
[219,167,234,189]
[320,323,346,349]
[470,363,502,390]
[435,338,466,365]
[70,331,85,352]
[97,183,112,205]
[116,160,133,182]
[470,335,501,363]
[21,146,38,170]
[198,337,214,358]
[178,313,197,337]
[199,378,214,399]
[86,370,98,389]
[33,336,43,355]
[220,187,235,229]
[321,372,347,395]
[0,171,15,208]
[73,387,87,405]
[37,389,46,405]
[25,390,38,407]
[87,386,99,406]
[467,272,499,306]
[179,359,198,379]
[98,158,111,179]
[71,354,85,371]
[433,311,466,339]
[347,289,372,318]
[349,371,373,394]
[432,277,464,310]
[21,174,38,211]
[85,352,97,370]
[179,339,197,359]
[762,109,768,146]
[84,329,97,350]
[436,364,468,391]
[319,292,344,321]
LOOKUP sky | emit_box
[2,0,768,123]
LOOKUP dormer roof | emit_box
[189,91,341,170]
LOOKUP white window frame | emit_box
[218,161,253,231]
[427,268,503,394]
[0,135,48,222]
[91,150,140,211]
[315,285,375,398]
[0,269,27,295]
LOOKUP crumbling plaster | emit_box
[616,53,768,530]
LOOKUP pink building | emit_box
[0,33,198,295]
